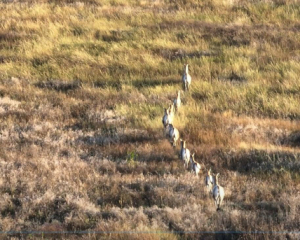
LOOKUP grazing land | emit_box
[0,0,300,239]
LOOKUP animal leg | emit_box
[172,137,176,147]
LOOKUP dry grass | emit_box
[0,0,300,239]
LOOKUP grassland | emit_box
[0,0,300,239]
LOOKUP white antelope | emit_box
[205,168,214,193]
[165,124,180,147]
[212,173,225,211]
[190,153,201,176]
[180,139,191,169]
[168,103,175,118]
[162,108,173,128]
[182,64,192,91]
[173,90,181,112]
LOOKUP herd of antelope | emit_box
[162,64,225,211]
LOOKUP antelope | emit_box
[180,139,191,169]
[205,168,214,193]
[168,103,175,118]
[182,64,192,91]
[212,173,225,211]
[190,153,201,176]
[173,90,181,112]
[162,108,173,128]
[166,124,180,147]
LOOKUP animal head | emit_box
[215,173,220,183]
[170,103,174,111]
[184,64,189,73]
[167,104,173,114]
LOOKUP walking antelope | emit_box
[173,90,181,112]
[205,168,214,193]
[162,108,173,128]
[168,103,175,118]
[182,64,192,91]
[190,153,201,176]
[180,139,191,169]
[212,173,225,211]
[166,124,180,147]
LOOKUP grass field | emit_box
[0,0,300,239]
